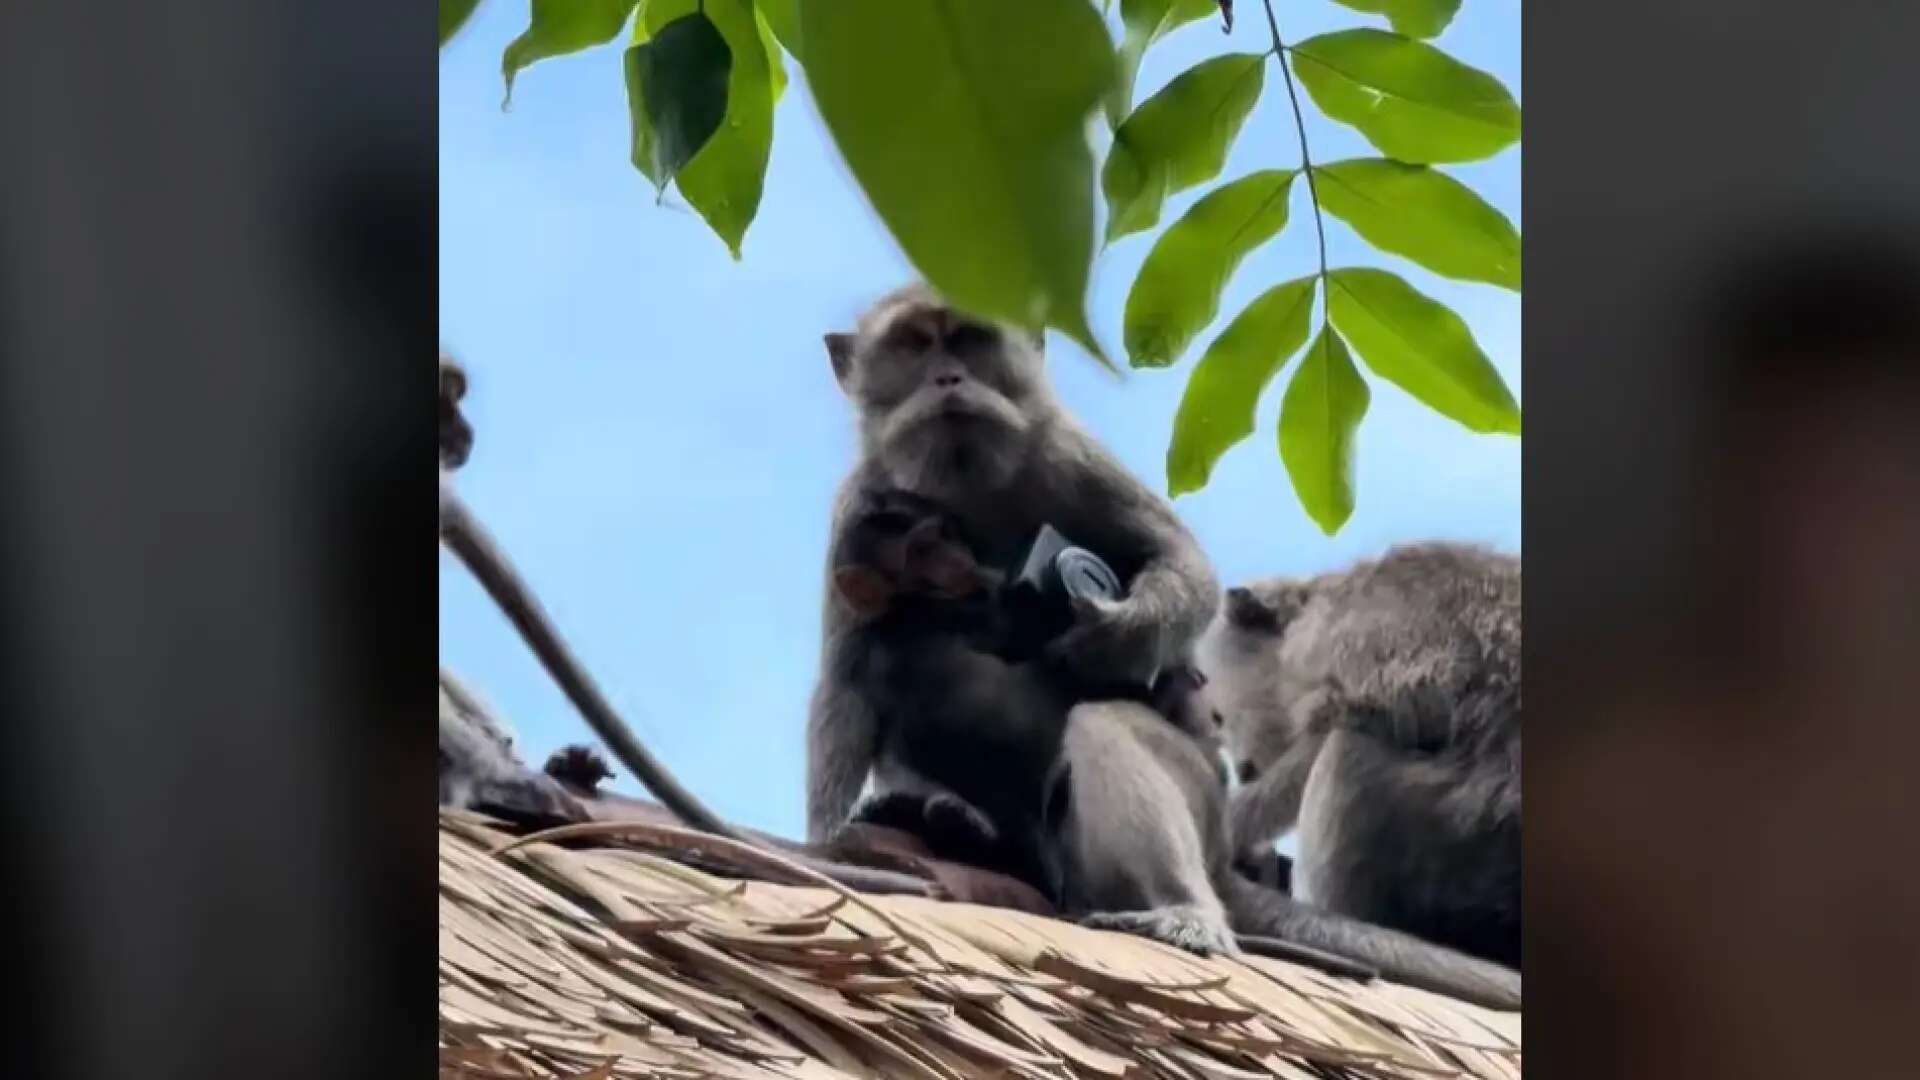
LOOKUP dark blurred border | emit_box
[1527,3,1920,1077]
[4,2,1919,1079]
[0,4,433,1078]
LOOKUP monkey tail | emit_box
[440,482,753,846]
[1220,875,1522,1011]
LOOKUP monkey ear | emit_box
[833,566,895,617]
[1225,586,1293,632]
[825,332,857,386]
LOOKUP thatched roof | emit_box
[438,812,1521,1079]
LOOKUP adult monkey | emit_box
[807,284,1221,844]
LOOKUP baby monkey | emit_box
[830,488,1214,900]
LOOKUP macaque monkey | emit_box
[807,283,1220,843]
[1202,543,1522,969]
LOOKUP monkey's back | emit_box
[1288,543,1520,760]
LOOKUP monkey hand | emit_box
[1047,593,1164,687]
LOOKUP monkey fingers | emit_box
[1080,906,1238,957]
[1049,595,1162,687]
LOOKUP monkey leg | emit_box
[1296,729,1521,969]
[1054,701,1237,956]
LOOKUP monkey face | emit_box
[832,493,999,619]
[1224,581,1310,635]
[828,286,1047,497]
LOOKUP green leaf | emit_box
[624,13,732,198]
[1326,267,1519,434]
[441,0,481,48]
[637,0,776,257]
[1315,158,1520,289]
[1126,169,1296,368]
[502,0,637,105]
[1280,326,1370,534]
[756,0,801,59]
[1326,0,1461,39]
[1290,29,1520,164]
[1104,52,1265,244]
[1110,0,1218,124]
[800,0,1116,364]
[1166,276,1316,496]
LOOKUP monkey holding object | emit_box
[1202,543,1522,969]
[808,283,1222,844]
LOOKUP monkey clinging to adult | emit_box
[825,486,1077,896]
[1202,543,1522,969]
[807,283,1220,843]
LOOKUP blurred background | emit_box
[1,2,1915,1079]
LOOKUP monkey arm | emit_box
[1047,429,1221,684]
[805,643,882,845]
[1228,732,1326,855]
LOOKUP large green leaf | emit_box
[441,0,481,48]
[1315,158,1520,289]
[1166,276,1316,496]
[1104,52,1265,244]
[1279,326,1370,534]
[1326,267,1519,433]
[624,13,732,198]
[1290,30,1520,164]
[800,0,1115,363]
[502,0,637,105]
[1326,0,1461,39]
[1126,169,1296,368]
[637,0,778,257]
[756,0,802,58]
[1110,0,1218,123]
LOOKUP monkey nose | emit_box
[933,372,963,389]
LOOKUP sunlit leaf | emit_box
[624,13,732,197]
[1166,276,1316,496]
[1104,52,1265,243]
[756,0,801,59]
[638,0,776,257]
[1315,158,1519,289]
[800,0,1115,363]
[1126,169,1296,368]
[1327,0,1461,39]
[1290,29,1519,163]
[1326,267,1519,433]
[1111,0,1218,123]
[441,0,481,48]
[1279,325,1369,534]
[502,0,637,105]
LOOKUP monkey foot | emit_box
[849,792,937,834]
[849,791,1001,864]
[921,792,1000,858]
[1079,906,1238,957]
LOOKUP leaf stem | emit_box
[1259,0,1329,323]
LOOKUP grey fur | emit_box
[1200,542,1522,969]
[1056,700,1523,1010]
[807,284,1219,842]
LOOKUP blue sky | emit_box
[439,0,1521,838]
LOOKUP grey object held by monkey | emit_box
[1202,542,1521,970]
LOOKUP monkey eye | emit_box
[885,324,934,352]
[945,322,995,354]
[864,511,914,535]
